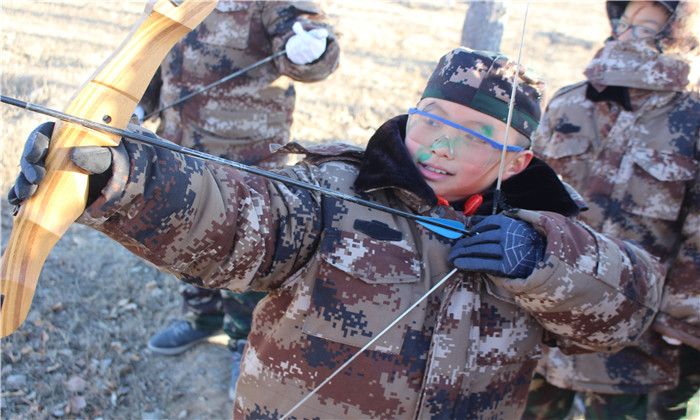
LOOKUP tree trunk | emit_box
[461,1,509,52]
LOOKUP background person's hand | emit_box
[448,214,545,278]
[285,22,328,65]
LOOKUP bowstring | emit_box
[279,269,458,420]
[280,2,533,417]
[492,0,531,215]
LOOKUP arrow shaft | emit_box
[2,95,473,238]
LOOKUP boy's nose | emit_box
[430,137,454,159]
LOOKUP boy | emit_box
[9,48,663,419]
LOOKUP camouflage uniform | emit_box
[524,1,700,417]
[138,0,340,338]
[75,104,664,418]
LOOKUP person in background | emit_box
[136,0,340,399]
[522,1,699,418]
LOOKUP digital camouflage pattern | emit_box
[75,108,664,418]
[140,0,340,169]
[421,47,544,139]
[532,4,700,393]
[138,0,340,338]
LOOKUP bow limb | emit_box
[0,0,217,338]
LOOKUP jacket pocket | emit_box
[302,228,425,354]
[620,148,697,221]
[539,130,591,160]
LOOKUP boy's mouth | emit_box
[419,162,453,179]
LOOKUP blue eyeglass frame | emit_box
[407,108,525,152]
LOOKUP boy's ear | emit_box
[501,151,534,181]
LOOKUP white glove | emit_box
[285,22,328,65]
[662,335,682,346]
[133,104,146,125]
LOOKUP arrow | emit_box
[1,95,473,240]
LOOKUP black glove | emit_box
[7,121,149,207]
[448,214,546,278]
[9,122,53,206]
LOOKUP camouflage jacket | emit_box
[532,43,700,393]
[77,115,663,419]
[139,0,340,167]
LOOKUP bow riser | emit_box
[0,0,218,338]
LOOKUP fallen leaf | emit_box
[46,363,61,373]
[110,341,125,353]
[64,376,87,393]
[57,349,73,358]
[118,302,138,313]
[69,396,86,413]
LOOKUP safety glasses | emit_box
[407,108,526,152]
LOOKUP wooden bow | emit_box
[0,0,217,338]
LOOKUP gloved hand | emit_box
[285,21,328,65]
[7,121,147,207]
[8,122,53,206]
[133,104,146,125]
[448,214,546,278]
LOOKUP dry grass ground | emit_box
[3,1,695,419]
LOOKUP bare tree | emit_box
[461,1,509,51]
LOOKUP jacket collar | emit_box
[354,115,581,217]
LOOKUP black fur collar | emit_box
[354,115,580,217]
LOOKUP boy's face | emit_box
[405,97,531,202]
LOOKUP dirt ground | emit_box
[0,1,622,418]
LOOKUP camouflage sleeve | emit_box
[653,115,700,350]
[76,138,323,292]
[263,1,340,82]
[490,210,665,353]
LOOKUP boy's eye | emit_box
[462,133,484,146]
[426,118,441,128]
